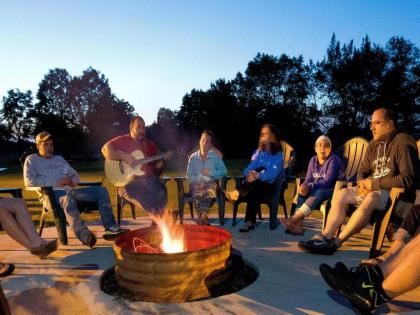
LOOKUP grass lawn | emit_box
[0,159,298,228]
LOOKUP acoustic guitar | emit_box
[105,150,171,187]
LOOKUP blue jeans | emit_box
[296,188,334,215]
[123,175,167,215]
[52,186,116,242]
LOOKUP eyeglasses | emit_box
[369,120,387,127]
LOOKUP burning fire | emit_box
[151,210,185,253]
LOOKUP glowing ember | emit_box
[151,210,185,253]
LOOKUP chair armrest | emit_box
[78,181,102,186]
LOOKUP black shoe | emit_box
[340,265,389,312]
[0,263,15,277]
[103,225,129,241]
[83,232,97,248]
[320,263,388,312]
[239,222,255,232]
[319,262,350,292]
[298,234,338,255]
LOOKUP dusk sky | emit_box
[1,0,419,124]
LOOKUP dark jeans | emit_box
[241,181,275,224]
[296,188,334,215]
[124,175,167,215]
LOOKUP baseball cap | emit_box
[35,131,53,144]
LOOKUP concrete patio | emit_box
[1,215,419,315]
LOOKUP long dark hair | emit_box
[258,124,282,154]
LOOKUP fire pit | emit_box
[113,225,233,302]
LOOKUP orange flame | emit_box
[151,210,185,253]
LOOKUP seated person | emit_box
[0,197,58,276]
[299,108,418,255]
[281,135,344,235]
[362,201,419,266]
[187,130,227,225]
[225,124,284,232]
[101,116,172,220]
[24,132,126,248]
[319,201,420,312]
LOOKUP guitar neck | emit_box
[139,153,166,165]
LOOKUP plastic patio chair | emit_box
[20,146,103,245]
[232,140,295,230]
[289,136,369,230]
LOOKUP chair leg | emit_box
[257,207,263,220]
[179,199,185,224]
[269,203,279,230]
[232,202,239,226]
[38,207,48,237]
[130,202,136,219]
[116,193,123,225]
[320,200,331,232]
[189,202,194,219]
[218,198,225,226]
[280,197,288,218]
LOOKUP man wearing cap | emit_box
[23,131,126,248]
[298,108,418,255]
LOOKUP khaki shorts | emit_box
[349,186,390,210]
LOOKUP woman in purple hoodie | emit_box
[281,135,344,235]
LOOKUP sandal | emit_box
[0,263,15,277]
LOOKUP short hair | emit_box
[374,107,397,125]
[315,135,332,148]
[201,129,214,142]
[130,116,144,128]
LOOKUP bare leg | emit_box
[335,191,384,245]
[322,188,357,239]
[380,234,420,298]
[361,228,410,265]
[0,199,43,250]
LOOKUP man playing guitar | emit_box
[102,116,172,216]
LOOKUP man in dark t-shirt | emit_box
[102,116,172,216]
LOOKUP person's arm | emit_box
[212,156,227,180]
[307,157,341,192]
[186,155,200,183]
[59,156,80,186]
[302,157,316,186]
[23,156,49,187]
[102,139,136,167]
[259,153,284,183]
[372,143,418,190]
[243,150,260,177]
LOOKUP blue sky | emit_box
[0,0,419,124]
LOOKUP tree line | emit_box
[1,34,419,164]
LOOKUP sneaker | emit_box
[103,225,129,241]
[319,262,349,292]
[340,265,389,312]
[298,234,338,255]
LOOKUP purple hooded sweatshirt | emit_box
[302,152,344,193]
